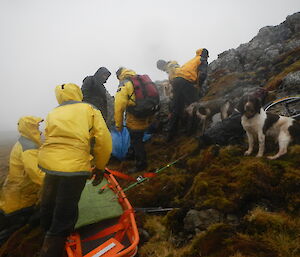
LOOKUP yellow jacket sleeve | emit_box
[22,149,45,186]
[114,84,130,129]
[92,109,112,170]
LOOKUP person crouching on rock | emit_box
[0,116,45,244]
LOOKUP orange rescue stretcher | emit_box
[65,173,139,257]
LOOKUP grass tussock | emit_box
[229,252,249,257]
[179,223,235,257]
[138,215,189,257]
[237,208,300,257]
[264,59,300,91]
[0,225,44,257]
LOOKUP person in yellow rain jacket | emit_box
[38,83,112,257]
[114,67,153,173]
[156,60,180,99]
[0,116,44,242]
[156,59,180,82]
[167,48,209,141]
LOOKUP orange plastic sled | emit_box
[65,173,139,257]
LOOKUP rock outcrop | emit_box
[206,12,300,106]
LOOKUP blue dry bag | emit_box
[111,127,130,160]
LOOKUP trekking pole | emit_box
[134,207,175,213]
[107,153,190,201]
[122,153,188,193]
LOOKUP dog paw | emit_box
[267,155,278,160]
[244,151,251,156]
[256,153,263,158]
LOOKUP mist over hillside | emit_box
[0,131,16,183]
[0,131,18,146]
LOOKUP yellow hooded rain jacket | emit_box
[0,116,44,215]
[165,61,180,81]
[38,83,112,176]
[114,68,153,131]
[175,48,207,84]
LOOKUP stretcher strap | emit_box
[105,168,157,180]
[105,168,136,181]
[65,233,82,257]
[114,209,132,242]
[82,223,124,242]
[142,172,157,178]
[82,209,133,242]
[100,183,113,191]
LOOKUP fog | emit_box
[0,0,299,132]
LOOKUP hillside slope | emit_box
[0,12,299,257]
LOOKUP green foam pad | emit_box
[76,178,123,229]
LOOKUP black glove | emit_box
[92,168,104,186]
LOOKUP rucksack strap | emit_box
[127,77,137,102]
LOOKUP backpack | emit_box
[127,75,160,118]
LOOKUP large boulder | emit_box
[183,209,222,233]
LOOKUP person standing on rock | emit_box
[38,83,112,257]
[166,48,209,141]
[81,67,111,122]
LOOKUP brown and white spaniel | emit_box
[238,94,300,159]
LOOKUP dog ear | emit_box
[192,105,197,116]
[236,96,246,113]
[254,97,262,113]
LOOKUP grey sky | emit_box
[0,0,299,132]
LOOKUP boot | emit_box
[128,162,147,174]
[165,131,175,142]
[125,147,135,161]
[39,235,66,257]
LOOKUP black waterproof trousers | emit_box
[40,173,87,237]
[168,77,199,137]
[128,129,147,170]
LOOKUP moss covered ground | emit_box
[131,138,300,257]
[0,126,299,257]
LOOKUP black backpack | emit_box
[127,75,160,118]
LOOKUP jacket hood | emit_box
[18,116,43,146]
[156,59,167,71]
[94,67,111,84]
[117,68,136,81]
[196,48,209,58]
[55,83,83,104]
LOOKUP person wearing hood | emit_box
[81,67,111,121]
[0,116,44,242]
[167,48,209,141]
[38,83,112,257]
[114,67,153,173]
[156,59,180,82]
